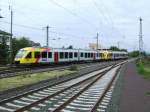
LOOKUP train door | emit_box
[54,52,59,63]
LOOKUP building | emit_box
[89,43,103,50]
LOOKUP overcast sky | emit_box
[0,0,149,52]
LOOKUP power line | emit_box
[0,20,85,39]
[100,0,123,37]
[92,0,123,37]
[92,0,110,26]
[0,21,43,30]
[47,0,98,31]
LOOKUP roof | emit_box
[0,30,11,36]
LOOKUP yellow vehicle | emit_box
[14,47,50,64]
[100,50,112,60]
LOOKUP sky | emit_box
[0,0,149,52]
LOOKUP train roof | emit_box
[19,47,127,53]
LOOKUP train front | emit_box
[14,48,30,65]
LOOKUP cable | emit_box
[0,21,43,30]
[47,0,98,31]
[0,20,86,39]
[99,0,123,36]
[92,0,110,26]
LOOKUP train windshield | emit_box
[15,50,27,58]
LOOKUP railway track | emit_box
[0,61,126,112]
[0,61,120,79]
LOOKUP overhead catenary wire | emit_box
[92,0,123,37]
[1,0,125,49]
[0,20,87,40]
[0,21,43,31]
[100,0,123,37]
[47,0,98,31]
[92,0,110,26]
[91,0,126,49]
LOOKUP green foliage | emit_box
[120,49,127,52]
[0,70,75,91]
[129,51,139,57]
[129,50,147,58]
[109,46,127,52]
[12,37,32,60]
[0,36,9,64]
[69,65,79,71]
[146,92,150,96]
[67,45,73,49]
[0,35,32,65]
[109,46,120,51]
[136,58,150,79]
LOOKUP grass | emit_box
[69,65,80,71]
[136,58,150,79]
[146,92,150,96]
[0,69,76,92]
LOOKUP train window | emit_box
[42,52,47,58]
[91,53,93,57]
[80,53,83,57]
[16,50,27,58]
[65,52,68,58]
[69,52,73,58]
[97,53,99,57]
[26,52,31,58]
[88,53,90,58]
[85,53,87,58]
[48,52,52,58]
[99,53,102,57]
[35,52,40,58]
[60,52,64,59]
[74,52,78,57]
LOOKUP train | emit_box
[14,47,128,65]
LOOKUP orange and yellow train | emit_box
[14,47,128,65]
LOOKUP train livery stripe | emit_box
[35,48,50,64]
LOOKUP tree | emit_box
[128,51,139,57]
[109,46,120,51]
[12,37,32,60]
[67,45,73,49]
[0,36,9,64]
[120,49,127,52]
[109,46,127,52]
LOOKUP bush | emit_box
[136,58,150,78]
[69,65,79,71]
